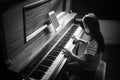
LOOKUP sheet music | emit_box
[49,11,60,31]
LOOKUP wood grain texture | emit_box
[24,0,51,36]
[1,0,73,72]
[9,13,77,72]
[2,0,51,60]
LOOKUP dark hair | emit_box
[83,13,105,52]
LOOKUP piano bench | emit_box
[94,60,107,80]
[63,60,107,80]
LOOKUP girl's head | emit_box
[82,13,105,52]
[82,13,100,35]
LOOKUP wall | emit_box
[71,0,120,20]
[71,0,120,44]
[99,20,120,44]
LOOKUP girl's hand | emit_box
[71,35,88,44]
[62,48,74,57]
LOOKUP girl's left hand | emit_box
[62,48,74,57]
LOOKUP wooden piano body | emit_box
[0,0,85,80]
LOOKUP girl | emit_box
[63,13,105,80]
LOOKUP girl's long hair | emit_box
[83,13,105,52]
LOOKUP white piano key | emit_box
[40,25,84,80]
[73,26,83,38]
[64,26,84,52]
[64,38,75,52]
[41,53,64,80]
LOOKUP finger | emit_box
[71,36,79,44]
[62,48,67,53]
[62,48,71,58]
[71,35,88,44]
[70,35,77,40]
[62,48,69,53]
[63,48,72,54]
[78,39,88,43]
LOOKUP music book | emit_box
[49,11,60,31]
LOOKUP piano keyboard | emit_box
[29,24,83,80]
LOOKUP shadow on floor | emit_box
[102,44,119,80]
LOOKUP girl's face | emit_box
[85,27,90,34]
[82,20,90,34]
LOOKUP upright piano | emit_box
[0,0,85,80]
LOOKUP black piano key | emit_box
[58,40,69,44]
[59,38,68,44]
[46,55,56,61]
[52,47,62,52]
[29,25,79,80]
[67,25,78,33]
[49,50,59,57]
[60,37,69,42]
[30,70,44,79]
[56,43,65,48]
[36,65,48,72]
[57,39,69,46]
[54,25,78,49]
[41,59,53,67]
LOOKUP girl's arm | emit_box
[63,48,85,65]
